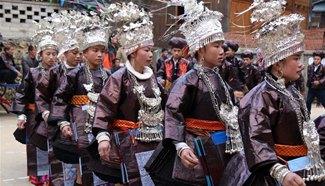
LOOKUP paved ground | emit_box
[0,105,324,186]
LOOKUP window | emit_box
[13,14,18,19]
[27,15,33,19]
[5,9,10,14]
[34,19,39,23]
[34,11,39,16]
[20,19,26,23]
[0,13,3,18]
[41,8,46,12]
[12,5,18,10]
[0,5,3,9]
[20,10,26,15]
[47,12,52,17]
[5,18,11,22]
[54,9,59,13]
[27,7,32,11]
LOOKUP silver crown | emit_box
[32,19,58,54]
[46,11,82,58]
[166,0,224,54]
[243,0,305,68]
[114,2,153,55]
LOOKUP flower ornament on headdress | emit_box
[32,18,58,55]
[238,0,304,68]
[113,2,153,55]
[44,10,83,58]
[73,8,115,52]
[160,0,224,54]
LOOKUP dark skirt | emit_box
[146,132,239,186]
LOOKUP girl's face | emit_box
[275,53,304,82]
[41,49,57,69]
[134,46,153,67]
[199,41,224,68]
[83,45,105,67]
[65,48,82,67]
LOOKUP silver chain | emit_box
[84,62,108,92]
[265,73,307,143]
[195,64,232,119]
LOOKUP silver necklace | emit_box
[82,62,108,134]
[265,73,325,182]
[128,70,164,143]
[195,64,243,154]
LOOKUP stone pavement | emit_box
[0,105,324,186]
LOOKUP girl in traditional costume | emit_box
[35,11,83,186]
[12,27,58,185]
[238,1,325,185]
[90,2,165,185]
[147,0,248,185]
[48,12,111,185]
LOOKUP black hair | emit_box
[162,48,168,53]
[313,51,324,59]
[28,45,34,52]
[112,58,120,64]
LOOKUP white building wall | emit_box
[0,0,65,39]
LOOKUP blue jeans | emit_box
[306,88,325,112]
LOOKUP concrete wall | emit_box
[0,0,64,40]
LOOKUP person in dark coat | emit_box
[22,45,38,78]
[147,1,248,185]
[0,44,22,83]
[91,3,166,185]
[306,51,325,112]
[156,48,168,72]
[238,2,325,185]
[239,50,263,92]
[157,37,191,91]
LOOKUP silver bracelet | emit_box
[18,114,27,122]
[270,163,291,184]
[58,121,71,131]
[42,110,50,120]
[96,132,110,143]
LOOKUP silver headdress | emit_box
[74,8,115,52]
[165,0,224,54]
[47,11,81,58]
[240,0,304,68]
[113,2,153,55]
[32,19,58,55]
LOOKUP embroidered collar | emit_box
[126,60,153,80]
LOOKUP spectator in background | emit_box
[224,41,245,99]
[0,44,22,83]
[220,44,242,92]
[240,50,262,93]
[306,51,325,112]
[156,48,168,72]
[103,33,118,69]
[157,37,191,91]
[22,45,38,78]
[110,58,121,74]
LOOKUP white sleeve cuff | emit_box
[42,110,50,120]
[58,121,70,131]
[175,142,191,157]
[18,114,27,122]
[96,132,110,143]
